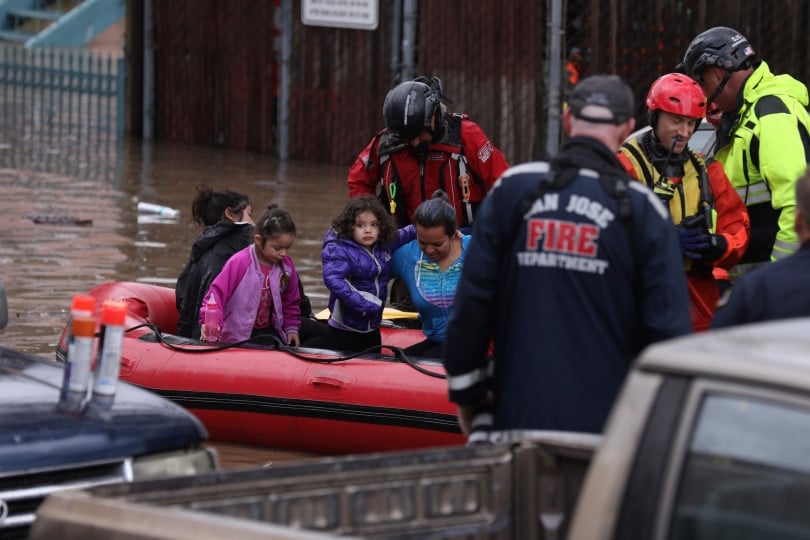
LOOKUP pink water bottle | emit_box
[202,294,221,342]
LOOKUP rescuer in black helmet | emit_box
[679,26,758,108]
[679,27,810,282]
[382,77,446,142]
[347,76,509,230]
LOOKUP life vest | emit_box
[565,60,580,87]
[373,113,485,228]
[619,137,716,232]
[619,137,719,274]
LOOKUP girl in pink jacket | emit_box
[200,205,301,345]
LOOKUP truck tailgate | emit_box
[32,433,598,539]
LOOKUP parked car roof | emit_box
[0,283,216,537]
[638,318,810,392]
[0,345,209,473]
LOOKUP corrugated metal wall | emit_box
[287,1,394,164]
[152,0,395,164]
[418,1,547,163]
[154,0,278,153]
[150,0,810,167]
[151,0,542,166]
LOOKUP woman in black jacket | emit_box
[175,185,254,339]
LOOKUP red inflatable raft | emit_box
[56,282,465,455]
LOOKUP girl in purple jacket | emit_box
[200,205,302,346]
[303,196,415,352]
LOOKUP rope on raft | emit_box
[126,323,447,379]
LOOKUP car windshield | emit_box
[669,393,810,539]
[688,124,717,156]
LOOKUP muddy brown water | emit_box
[0,137,354,468]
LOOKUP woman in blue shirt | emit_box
[392,190,470,358]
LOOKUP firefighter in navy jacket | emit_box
[443,75,693,440]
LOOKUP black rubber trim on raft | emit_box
[146,388,462,434]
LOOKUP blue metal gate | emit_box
[0,43,124,140]
[0,43,124,181]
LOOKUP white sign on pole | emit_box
[301,0,379,30]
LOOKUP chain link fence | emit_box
[150,0,810,168]
[568,0,810,134]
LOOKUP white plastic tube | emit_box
[137,201,180,218]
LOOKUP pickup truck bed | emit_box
[32,318,810,539]
[32,433,596,539]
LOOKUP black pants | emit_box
[302,325,381,353]
[299,316,329,343]
[249,317,328,346]
[250,325,282,345]
[403,338,443,359]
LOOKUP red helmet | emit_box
[646,73,706,119]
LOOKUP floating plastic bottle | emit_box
[88,300,128,413]
[137,201,180,219]
[202,294,221,342]
[58,295,97,413]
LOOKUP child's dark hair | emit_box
[255,204,296,247]
[413,190,457,236]
[191,184,250,226]
[332,196,396,244]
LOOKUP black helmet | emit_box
[679,27,757,82]
[383,78,446,140]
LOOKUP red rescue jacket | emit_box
[618,140,750,332]
[348,113,509,228]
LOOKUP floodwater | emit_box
[1,137,347,353]
[0,136,352,468]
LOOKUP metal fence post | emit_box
[545,0,563,157]
[400,0,417,81]
[117,56,125,140]
[277,0,292,161]
[390,0,402,84]
[142,0,154,140]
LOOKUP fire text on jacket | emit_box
[525,219,599,256]
[516,193,613,275]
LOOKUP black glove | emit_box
[466,405,494,446]
[702,234,728,263]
